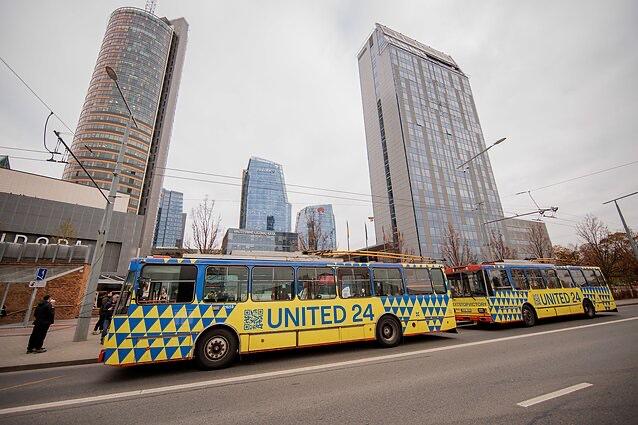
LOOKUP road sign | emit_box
[28,280,46,288]
[35,268,48,281]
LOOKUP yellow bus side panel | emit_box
[249,331,296,351]
[340,325,367,341]
[298,328,340,346]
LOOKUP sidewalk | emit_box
[616,298,638,307]
[0,318,102,372]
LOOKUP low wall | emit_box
[610,284,638,300]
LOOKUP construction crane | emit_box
[145,0,157,15]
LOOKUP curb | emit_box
[0,358,97,373]
[617,301,638,307]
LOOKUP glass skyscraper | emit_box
[358,24,508,259]
[295,204,337,250]
[62,7,188,256]
[153,189,186,248]
[239,157,292,232]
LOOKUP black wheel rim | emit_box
[204,335,229,361]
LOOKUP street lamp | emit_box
[457,137,506,170]
[73,66,138,342]
[603,191,638,261]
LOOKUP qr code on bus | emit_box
[243,309,264,331]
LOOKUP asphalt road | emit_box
[1,305,637,425]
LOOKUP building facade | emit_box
[221,228,298,254]
[153,189,186,248]
[505,218,553,259]
[295,204,337,250]
[239,157,292,232]
[358,24,508,259]
[0,168,143,275]
[62,7,188,257]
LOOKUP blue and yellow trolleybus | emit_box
[100,254,456,369]
[447,261,617,327]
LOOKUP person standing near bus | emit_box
[26,295,55,354]
[100,294,119,344]
[92,292,112,335]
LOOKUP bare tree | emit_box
[526,222,553,259]
[56,219,76,244]
[441,222,477,266]
[298,208,331,251]
[486,229,517,261]
[190,197,221,254]
[576,215,623,279]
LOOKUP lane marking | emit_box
[0,376,62,392]
[1,316,636,416]
[517,383,593,407]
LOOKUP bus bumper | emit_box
[98,349,105,363]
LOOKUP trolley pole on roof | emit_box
[73,66,139,342]
[603,191,638,261]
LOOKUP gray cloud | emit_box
[1,0,636,249]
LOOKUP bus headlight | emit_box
[478,308,486,313]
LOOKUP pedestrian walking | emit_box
[92,292,112,335]
[100,293,119,344]
[26,295,55,354]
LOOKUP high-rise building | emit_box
[505,219,552,259]
[62,7,188,256]
[153,189,186,248]
[357,24,509,259]
[295,204,337,250]
[239,157,292,232]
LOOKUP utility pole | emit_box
[73,66,138,342]
[603,191,638,261]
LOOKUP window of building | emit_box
[557,269,574,288]
[298,267,336,300]
[373,268,404,296]
[203,266,248,303]
[337,267,371,298]
[510,268,529,290]
[404,268,434,295]
[526,269,546,290]
[543,269,562,289]
[569,269,588,287]
[485,269,511,294]
[251,266,294,301]
[137,264,196,304]
[430,268,447,294]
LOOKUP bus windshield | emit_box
[449,271,487,297]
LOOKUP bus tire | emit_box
[522,304,536,327]
[194,327,238,370]
[376,315,402,348]
[583,299,596,319]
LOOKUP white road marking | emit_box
[0,316,636,416]
[517,383,593,407]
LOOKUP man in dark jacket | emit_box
[26,295,55,354]
[92,292,112,335]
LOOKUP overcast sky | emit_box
[1,0,636,250]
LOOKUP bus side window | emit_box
[252,266,295,301]
[429,268,447,294]
[557,269,574,288]
[373,268,404,296]
[337,267,371,298]
[582,269,599,286]
[298,267,336,300]
[526,269,546,290]
[405,268,434,295]
[138,265,197,304]
[485,269,511,295]
[203,266,248,303]
[114,271,136,315]
[593,269,608,286]
[543,269,562,289]
[511,268,529,290]
[569,269,588,287]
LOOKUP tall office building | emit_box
[62,7,188,256]
[295,204,337,250]
[239,157,292,232]
[153,189,186,248]
[357,24,507,259]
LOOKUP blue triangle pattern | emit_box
[157,304,170,316]
[118,348,132,363]
[128,317,142,331]
[165,346,178,359]
[133,348,147,361]
[159,318,172,331]
[149,347,163,361]
[115,333,127,346]
[144,317,158,330]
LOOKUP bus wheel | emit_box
[522,305,536,327]
[376,316,401,347]
[583,300,596,319]
[195,328,237,369]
